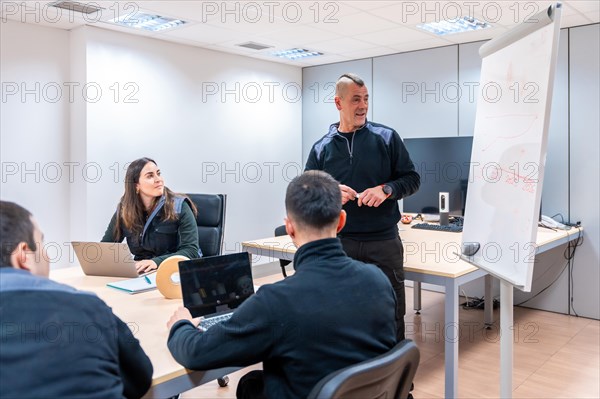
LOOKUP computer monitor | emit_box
[402,136,473,216]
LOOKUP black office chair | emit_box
[186,194,229,389]
[186,194,226,257]
[274,225,291,277]
[307,340,420,399]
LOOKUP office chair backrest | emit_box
[274,225,291,277]
[186,194,226,257]
[307,339,420,399]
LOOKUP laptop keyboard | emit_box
[198,313,233,331]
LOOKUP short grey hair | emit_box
[336,73,365,97]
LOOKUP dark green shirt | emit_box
[102,198,200,266]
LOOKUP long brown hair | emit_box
[114,157,196,240]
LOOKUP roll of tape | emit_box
[156,255,189,299]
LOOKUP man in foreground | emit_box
[167,171,397,398]
[0,200,153,398]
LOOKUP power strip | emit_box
[461,298,499,310]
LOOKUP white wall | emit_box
[374,45,459,138]
[76,26,302,263]
[2,21,302,268]
[1,20,71,264]
[569,24,600,320]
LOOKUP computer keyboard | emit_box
[198,312,233,331]
[411,223,463,233]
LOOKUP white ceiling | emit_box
[2,1,599,67]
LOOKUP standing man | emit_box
[305,73,420,340]
[0,201,153,398]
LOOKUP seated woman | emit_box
[102,157,201,274]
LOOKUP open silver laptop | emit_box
[72,242,140,278]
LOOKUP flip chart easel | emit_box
[461,3,562,397]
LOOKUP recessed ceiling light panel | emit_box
[272,48,323,60]
[418,16,491,36]
[110,12,186,32]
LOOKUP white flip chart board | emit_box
[462,4,562,292]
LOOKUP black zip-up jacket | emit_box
[306,121,420,240]
[167,238,397,399]
[102,195,200,266]
[0,268,153,398]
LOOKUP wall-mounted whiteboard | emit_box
[462,4,562,292]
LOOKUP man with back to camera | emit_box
[305,73,421,341]
[0,201,153,399]
[166,171,397,399]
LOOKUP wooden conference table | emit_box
[241,222,583,399]
[50,267,244,399]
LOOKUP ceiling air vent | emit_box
[236,42,273,51]
[50,1,104,14]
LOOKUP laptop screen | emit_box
[179,252,255,318]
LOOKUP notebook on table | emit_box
[179,252,255,331]
[106,272,157,294]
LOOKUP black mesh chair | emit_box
[274,225,291,277]
[307,340,420,399]
[186,194,226,257]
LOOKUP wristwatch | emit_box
[381,184,393,198]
